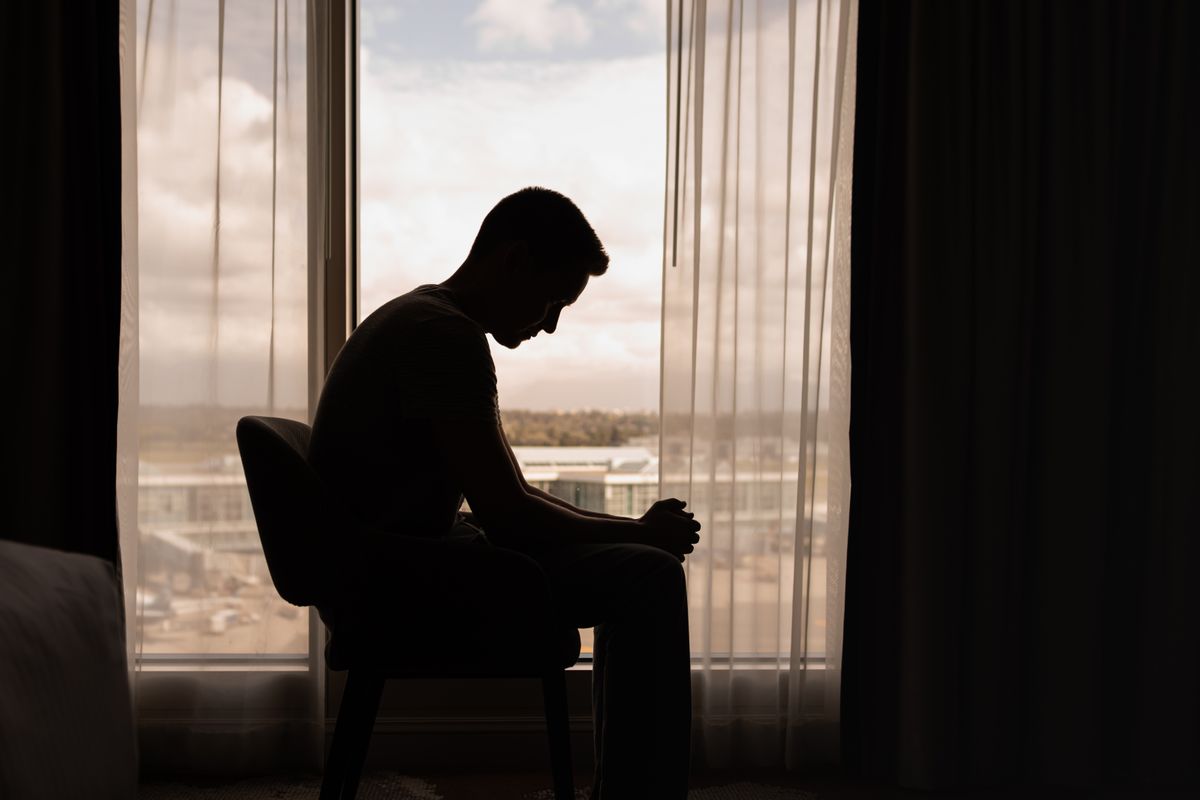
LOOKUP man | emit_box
[310,187,699,798]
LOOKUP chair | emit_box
[236,416,580,800]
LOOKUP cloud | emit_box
[596,0,665,37]
[467,0,592,53]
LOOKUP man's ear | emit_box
[500,240,531,279]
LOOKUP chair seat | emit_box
[324,620,581,675]
[318,528,581,675]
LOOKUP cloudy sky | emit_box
[138,0,667,411]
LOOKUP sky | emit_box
[137,0,668,411]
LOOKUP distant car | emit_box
[207,608,240,635]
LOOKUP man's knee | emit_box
[625,544,687,601]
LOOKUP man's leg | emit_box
[524,542,692,799]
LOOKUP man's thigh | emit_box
[517,541,685,629]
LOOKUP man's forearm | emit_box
[526,483,629,521]
[484,491,643,549]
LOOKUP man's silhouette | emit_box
[310,187,698,798]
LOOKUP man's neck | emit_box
[440,264,497,333]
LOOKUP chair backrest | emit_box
[236,416,331,608]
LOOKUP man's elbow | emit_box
[469,488,534,537]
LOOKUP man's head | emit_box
[461,187,608,349]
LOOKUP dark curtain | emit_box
[844,0,1199,791]
[3,1,123,569]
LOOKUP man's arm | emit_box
[431,417,699,555]
[498,422,629,521]
[528,483,628,520]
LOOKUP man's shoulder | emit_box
[351,287,492,374]
[368,286,482,337]
[373,284,466,319]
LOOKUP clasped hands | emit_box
[638,498,701,562]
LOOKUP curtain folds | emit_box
[126,0,319,773]
[844,0,1200,789]
[119,0,142,681]
[662,0,858,769]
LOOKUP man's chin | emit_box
[495,333,524,349]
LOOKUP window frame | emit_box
[137,0,820,677]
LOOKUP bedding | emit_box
[0,539,136,799]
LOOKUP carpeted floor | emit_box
[138,772,820,800]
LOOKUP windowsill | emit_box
[137,653,824,673]
[137,657,309,673]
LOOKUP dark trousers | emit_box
[520,541,693,799]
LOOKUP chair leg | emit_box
[320,670,385,800]
[542,670,575,800]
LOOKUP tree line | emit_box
[500,409,658,447]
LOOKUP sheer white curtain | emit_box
[119,0,142,678]
[123,0,320,770]
[661,0,857,768]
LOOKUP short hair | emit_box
[469,187,609,276]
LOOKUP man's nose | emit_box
[542,308,561,334]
